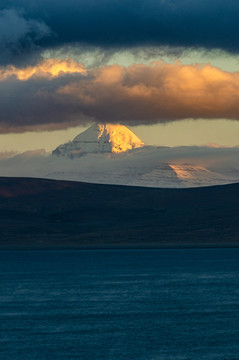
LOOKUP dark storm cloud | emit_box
[0,8,50,65]
[1,60,239,133]
[1,1,239,64]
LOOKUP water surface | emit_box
[0,249,238,359]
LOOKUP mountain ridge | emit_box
[1,124,239,188]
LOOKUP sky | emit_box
[1,1,239,152]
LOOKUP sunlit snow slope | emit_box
[53,123,144,157]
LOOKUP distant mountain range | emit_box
[1,123,239,188]
[1,177,239,249]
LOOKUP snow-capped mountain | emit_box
[52,123,144,157]
[1,123,239,188]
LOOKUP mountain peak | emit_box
[53,123,144,157]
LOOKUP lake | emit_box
[0,249,239,359]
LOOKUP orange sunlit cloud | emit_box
[1,59,239,132]
[0,58,86,80]
[58,61,239,122]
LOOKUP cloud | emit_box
[1,0,239,65]
[0,8,50,65]
[56,62,239,123]
[1,59,239,132]
[0,58,86,80]
[0,151,17,159]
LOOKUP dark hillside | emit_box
[0,177,239,249]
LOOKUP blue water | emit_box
[0,249,239,360]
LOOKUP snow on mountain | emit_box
[1,124,239,188]
[52,123,144,157]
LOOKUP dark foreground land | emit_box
[0,177,239,249]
